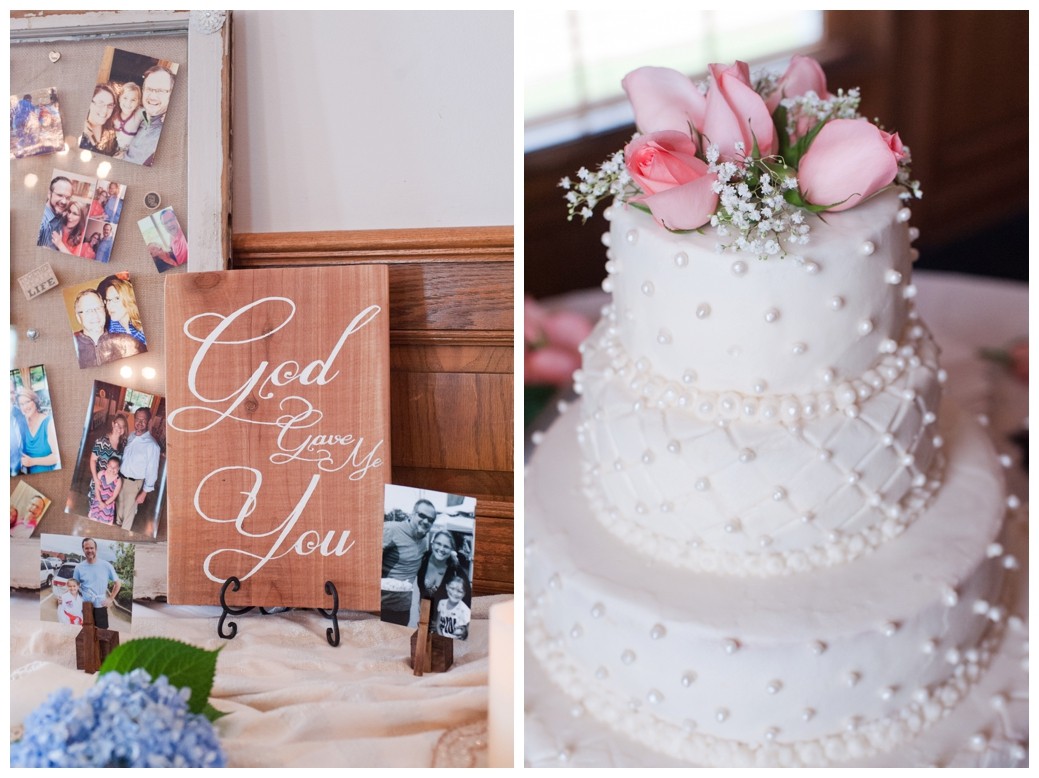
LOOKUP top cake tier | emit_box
[603,188,916,396]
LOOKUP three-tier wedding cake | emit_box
[525,56,1022,767]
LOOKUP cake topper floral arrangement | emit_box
[562,56,921,259]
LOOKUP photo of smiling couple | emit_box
[380,484,476,640]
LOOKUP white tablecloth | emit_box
[11,592,512,767]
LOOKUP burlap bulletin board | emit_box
[10,32,188,545]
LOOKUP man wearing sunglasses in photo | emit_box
[380,499,436,626]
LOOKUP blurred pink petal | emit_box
[526,346,581,387]
[540,310,593,350]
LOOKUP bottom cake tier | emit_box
[525,400,1020,767]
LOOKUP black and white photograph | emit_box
[80,46,180,167]
[381,484,476,640]
[65,380,167,538]
[10,87,64,159]
[40,534,134,631]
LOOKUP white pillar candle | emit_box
[487,599,515,767]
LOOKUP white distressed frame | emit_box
[11,9,232,272]
[10,10,231,592]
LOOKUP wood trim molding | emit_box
[233,225,514,267]
[391,329,512,348]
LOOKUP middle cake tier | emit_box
[577,310,945,576]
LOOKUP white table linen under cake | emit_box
[525,271,1028,767]
[11,593,511,767]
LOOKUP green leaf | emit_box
[202,702,229,723]
[99,637,222,716]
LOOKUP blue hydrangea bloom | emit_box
[11,668,226,767]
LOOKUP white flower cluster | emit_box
[560,150,635,223]
[895,144,923,200]
[781,88,861,137]
[707,144,810,260]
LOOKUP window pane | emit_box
[524,10,823,148]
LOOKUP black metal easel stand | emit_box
[217,576,341,647]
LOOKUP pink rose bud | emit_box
[703,61,777,161]
[881,129,907,162]
[767,55,830,112]
[797,119,900,211]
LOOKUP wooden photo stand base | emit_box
[410,599,454,675]
[75,602,120,674]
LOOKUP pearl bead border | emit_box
[526,568,1013,767]
[577,307,939,426]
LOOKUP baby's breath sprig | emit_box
[895,144,923,200]
[707,142,809,260]
[780,88,861,139]
[560,149,636,223]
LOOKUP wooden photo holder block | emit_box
[75,602,120,674]
[410,599,454,674]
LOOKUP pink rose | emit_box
[622,66,707,135]
[524,297,594,387]
[882,129,907,162]
[797,119,900,211]
[703,61,777,161]
[766,55,830,112]
[624,131,719,231]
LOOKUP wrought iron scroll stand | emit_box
[217,576,341,647]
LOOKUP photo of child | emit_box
[381,484,476,639]
[56,578,84,625]
[66,380,167,538]
[434,574,472,640]
[88,454,122,525]
[80,47,180,167]
[40,534,135,631]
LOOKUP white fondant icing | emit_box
[526,404,1010,765]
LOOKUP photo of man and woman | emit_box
[10,365,61,477]
[66,381,167,538]
[138,206,187,272]
[40,534,135,631]
[10,87,64,159]
[62,274,147,369]
[381,484,476,640]
[80,46,179,167]
[36,169,126,261]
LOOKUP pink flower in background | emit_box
[624,131,719,230]
[703,61,777,160]
[767,54,831,112]
[623,66,707,135]
[524,297,594,387]
[797,118,900,211]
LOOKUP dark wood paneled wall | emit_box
[232,226,514,596]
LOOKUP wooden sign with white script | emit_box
[164,266,390,608]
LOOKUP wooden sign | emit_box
[164,266,390,608]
